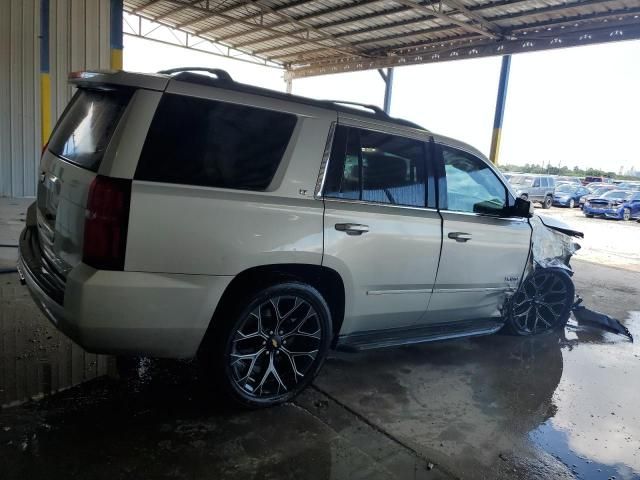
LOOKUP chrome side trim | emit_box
[323,197,440,214]
[314,121,336,199]
[432,287,513,293]
[367,288,432,295]
[440,209,529,223]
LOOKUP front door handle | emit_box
[448,232,472,242]
[335,223,369,236]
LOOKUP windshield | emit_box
[509,176,534,186]
[602,190,629,200]
[556,184,575,193]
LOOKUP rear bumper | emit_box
[19,226,233,358]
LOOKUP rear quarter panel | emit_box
[125,89,335,275]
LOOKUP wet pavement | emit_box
[1,197,639,479]
[1,198,110,408]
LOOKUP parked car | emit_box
[552,184,590,208]
[18,68,580,408]
[579,185,618,208]
[582,176,613,186]
[556,176,582,185]
[617,182,640,191]
[583,190,640,220]
[508,174,556,209]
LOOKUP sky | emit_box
[124,35,640,174]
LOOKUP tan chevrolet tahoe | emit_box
[18,68,580,407]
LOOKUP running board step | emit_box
[335,319,504,353]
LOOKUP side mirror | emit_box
[505,197,533,218]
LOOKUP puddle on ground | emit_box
[530,311,640,480]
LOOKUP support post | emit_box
[378,67,394,115]
[285,77,292,94]
[489,55,511,164]
[40,0,51,147]
[110,0,124,69]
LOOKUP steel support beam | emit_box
[489,55,511,165]
[123,12,282,68]
[378,68,394,115]
[110,0,124,69]
[40,0,51,147]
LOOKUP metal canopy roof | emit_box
[124,0,640,78]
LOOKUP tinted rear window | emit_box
[48,88,133,171]
[135,94,297,191]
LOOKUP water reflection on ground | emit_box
[1,279,638,479]
[531,311,640,480]
[314,311,640,480]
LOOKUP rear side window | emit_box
[324,126,427,207]
[135,94,297,191]
[48,88,133,171]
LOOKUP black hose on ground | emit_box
[0,244,19,248]
[0,268,18,275]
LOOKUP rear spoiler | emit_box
[68,70,169,91]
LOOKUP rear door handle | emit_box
[335,223,369,236]
[448,232,472,242]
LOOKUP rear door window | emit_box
[324,126,427,207]
[48,88,133,171]
[135,94,297,191]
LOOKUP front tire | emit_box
[622,208,631,221]
[201,282,332,408]
[542,195,553,209]
[504,269,574,336]
[568,199,575,209]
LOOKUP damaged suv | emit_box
[18,68,582,408]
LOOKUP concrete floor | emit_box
[1,198,639,480]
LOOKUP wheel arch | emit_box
[201,263,346,350]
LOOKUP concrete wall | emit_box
[0,0,112,198]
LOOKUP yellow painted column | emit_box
[40,0,51,147]
[110,0,123,70]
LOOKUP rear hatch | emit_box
[36,87,134,279]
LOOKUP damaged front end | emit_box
[502,215,582,336]
[503,215,632,341]
[528,215,583,275]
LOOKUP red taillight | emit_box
[83,175,132,270]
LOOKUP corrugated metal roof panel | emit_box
[123,0,640,76]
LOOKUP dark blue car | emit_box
[583,190,640,221]
[553,184,590,208]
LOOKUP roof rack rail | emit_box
[323,100,387,117]
[158,67,233,83]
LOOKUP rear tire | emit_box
[503,269,574,336]
[542,196,552,209]
[585,214,594,218]
[200,282,332,409]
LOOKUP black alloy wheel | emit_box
[505,269,575,336]
[204,282,332,408]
